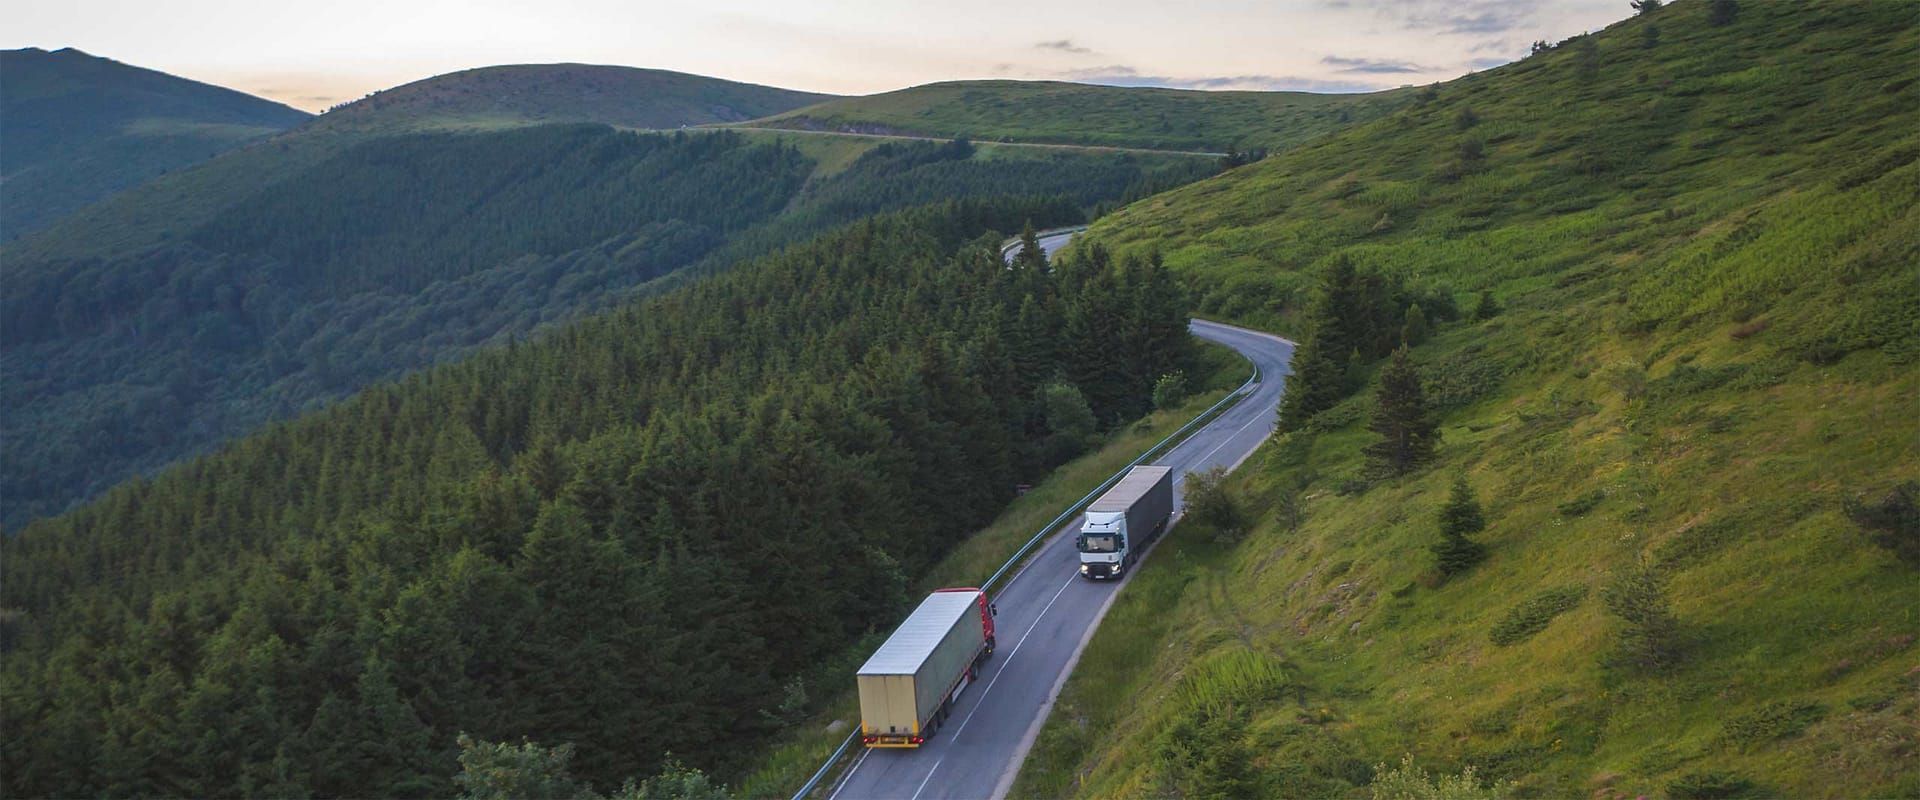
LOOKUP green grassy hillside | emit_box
[745,80,1408,153]
[1018,1,1919,796]
[0,48,309,239]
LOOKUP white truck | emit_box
[1076,465,1174,580]
[855,588,997,748]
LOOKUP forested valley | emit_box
[0,199,1197,798]
[1,123,1212,528]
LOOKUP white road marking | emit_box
[909,758,945,800]
[1190,404,1271,472]
[826,748,872,800]
[949,574,1077,740]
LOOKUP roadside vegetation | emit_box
[1018,1,1919,796]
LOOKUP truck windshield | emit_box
[1082,534,1119,553]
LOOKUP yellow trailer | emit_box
[856,588,996,747]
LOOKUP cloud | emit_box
[1034,39,1094,55]
[1466,56,1513,70]
[1328,0,1537,36]
[1055,65,1381,93]
[1320,55,1434,74]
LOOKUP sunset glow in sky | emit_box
[5,0,1634,111]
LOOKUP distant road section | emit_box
[822,230,1293,800]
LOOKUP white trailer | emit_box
[1076,465,1174,580]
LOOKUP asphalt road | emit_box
[824,232,1293,800]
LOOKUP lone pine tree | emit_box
[1364,346,1439,477]
[1432,475,1488,576]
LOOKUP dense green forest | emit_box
[1,124,1211,528]
[0,199,1196,797]
[0,47,310,239]
[1017,0,1920,796]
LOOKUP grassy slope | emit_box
[734,341,1251,798]
[1018,1,1920,797]
[7,64,831,260]
[0,48,310,239]
[745,80,1408,153]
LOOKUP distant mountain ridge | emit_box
[314,63,838,133]
[0,47,310,238]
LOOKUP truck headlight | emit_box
[1080,564,1090,574]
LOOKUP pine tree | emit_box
[1363,347,1438,477]
[1276,337,1344,432]
[1601,560,1681,670]
[1432,475,1487,576]
[1402,304,1430,346]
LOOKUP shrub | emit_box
[1186,466,1248,544]
[1556,489,1605,517]
[1153,370,1190,410]
[1472,290,1500,321]
[1488,585,1588,646]
[1368,754,1511,800]
[1845,481,1920,567]
[1601,561,1681,670]
[1722,701,1827,747]
[1420,349,1507,411]
[1654,518,1745,570]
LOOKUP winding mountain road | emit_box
[821,231,1293,800]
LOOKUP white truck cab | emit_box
[1076,466,1173,580]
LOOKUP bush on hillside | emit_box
[1153,371,1190,410]
[1186,466,1248,544]
[1368,755,1510,800]
[1845,481,1920,567]
[1488,585,1587,646]
[1601,560,1682,670]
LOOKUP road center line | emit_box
[1189,402,1272,472]
[949,574,1077,741]
[908,758,945,800]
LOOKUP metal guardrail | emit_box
[788,348,1262,800]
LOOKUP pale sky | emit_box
[5,0,1633,112]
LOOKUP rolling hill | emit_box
[7,62,836,261]
[311,63,835,134]
[1015,0,1919,796]
[0,47,309,239]
[744,79,1409,153]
